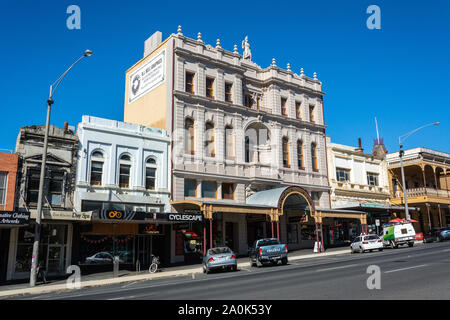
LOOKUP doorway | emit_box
[135,235,153,268]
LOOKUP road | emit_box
[7,241,450,300]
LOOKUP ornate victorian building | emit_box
[123,27,368,260]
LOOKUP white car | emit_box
[350,234,384,253]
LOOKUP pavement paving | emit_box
[7,240,448,300]
[0,245,353,298]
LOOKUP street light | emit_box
[29,50,93,287]
[398,122,440,221]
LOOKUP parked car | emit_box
[249,238,288,267]
[382,222,416,248]
[350,234,383,253]
[423,229,442,243]
[203,247,237,274]
[424,227,450,243]
[85,252,114,264]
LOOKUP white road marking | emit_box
[316,264,359,272]
[240,268,252,272]
[385,264,428,274]
[121,281,138,288]
[442,249,450,252]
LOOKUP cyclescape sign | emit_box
[128,49,165,104]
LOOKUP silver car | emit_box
[202,247,237,274]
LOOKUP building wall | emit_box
[123,36,172,130]
[0,153,18,212]
[326,137,390,208]
[75,115,171,213]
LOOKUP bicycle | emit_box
[149,255,160,274]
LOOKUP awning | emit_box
[332,203,420,213]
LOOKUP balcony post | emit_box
[433,166,439,192]
[426,203,432,231]
[438,204,442,228]
[421,165,428,196]
[445,169,449,198]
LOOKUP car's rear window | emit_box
[209,247,231,255]
[364,235,379,240]
[258,239,280,247]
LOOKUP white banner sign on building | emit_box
[128,49,165,104]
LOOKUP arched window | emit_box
[225,125,234,159]
[282,137,290,168]
[245,136,251,163]
[311,143,318,172]
[145,157,157,190]
[90,151,104,186]
[185,118,195,155]
[119,154,132,188]
[205,122,215,157]
[297,140,304,169]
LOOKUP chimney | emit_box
[356,138,364,153]
[372,138,388,158]
[64,122,69,132]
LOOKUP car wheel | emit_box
[256,258,263,268]
[281,257,288,265]
[350,247,354,254]
[232,265,237,272]
[378,248,383,252]
[359,247,364,253]
[408,242,414,247]
[249,257,256,267]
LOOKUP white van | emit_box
[382,222,416,248]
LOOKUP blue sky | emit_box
[0,0,449,154]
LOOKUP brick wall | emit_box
[0,153,18,212]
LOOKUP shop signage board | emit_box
[30,210,92,221]
[139,224,164,235]
[0,211,30,225]
[168,213,203,222]
[128,49,165,104]
[97,210,170,222]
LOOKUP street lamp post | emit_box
[398,122,440,221]
[29,50,93,287]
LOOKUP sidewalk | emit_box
[0,246,353,299]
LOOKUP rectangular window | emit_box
[281,98,288,116]
[184,179,197,197]
[256,97,261,110]
[206,77,214,98]
[222,182,235,200]
[90,161,103,186]
[146,168,156,190]
[119,164,131,188]
[26,169,40,204]
[202,181,217,198]
[336,168,350,182]
[309,105,315,123]
[297,142,304,169]
[185,72,195,94]
[225,82,233,103]
[367,172,379,186]
[311,192,320,207]
[244,94,253,108]
[48,172,64,206]
[295,102,301,119]
[0,172,7,205]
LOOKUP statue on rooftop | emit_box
[242,36,251,60]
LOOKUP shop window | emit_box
[225,82,233,103]
[90,151,104,186]
[145,158,157,190]
[367,172,379,186]
[206,77,214,98]
[205,122,215,157]
[0,172,7,205]
[185,118,195,155]
[185,72,195,94]
[287,224,298,244]
[336,168,350,182]
[26,168,40,204]
[225,125,234,159]
[184,178,197,197]
[202,181,217,198]
[281,98,288,116]
[300,224,316,241]
[119,154,132,188]
[311,192,320,207]
[222,182,235,200]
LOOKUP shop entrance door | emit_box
[135,236,153,268]
[46,244,65,274]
